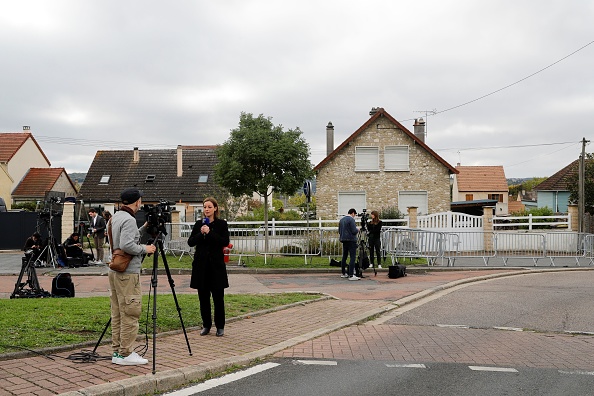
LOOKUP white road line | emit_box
[163,362,280,395]
[385,363,427,368]
[436,324,469,328]
[294,360,338,365]
[558,369,594,376]
[493,326,524,332]
[469,366,518,373]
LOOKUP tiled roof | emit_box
[455,166,508,192]
[12,168,72,197]
[0,132,51,164]
[313,108,458,174]
[77,146,221,204]
[532,160,578,191]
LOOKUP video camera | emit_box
[358,208,369,231]
[143,200,173,236]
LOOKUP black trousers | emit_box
[197,288,225,329]
[369,236,382,265]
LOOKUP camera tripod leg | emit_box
[149,235,192,374]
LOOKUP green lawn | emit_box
[0,293,320,355]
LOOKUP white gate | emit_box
[417,211,483,251]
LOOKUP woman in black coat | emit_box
[187,197,230,337]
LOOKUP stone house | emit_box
[314,108,458,218]
[452,165,509,215]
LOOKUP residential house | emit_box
[314,107,458,218]
[78,146,222,221]
[12,168,77,206]
[452,165,509,215]
[532,160,577,213]
[0,130,52,210]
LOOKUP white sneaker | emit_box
[378,265,382,269]
[115,352,148,365]
[348,276,360,281]
[112,352,124,364]
[340,274,348,278]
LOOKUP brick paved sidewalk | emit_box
[0,298,389,396]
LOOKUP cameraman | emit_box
[23,232,43,261]
[108,188,156,365]
[339,208,359,281]
[367,210,383,269]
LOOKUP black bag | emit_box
[52,273,75,297]
[388,264,407,279]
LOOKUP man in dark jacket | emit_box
[339,208,359,281]
[87,208,106,264]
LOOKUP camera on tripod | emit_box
[358,208,369,231]
[143,200,173,236]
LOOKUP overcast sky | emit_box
[1,1,593,179]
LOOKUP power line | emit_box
[401,39,594,122]
[436,141,578,153]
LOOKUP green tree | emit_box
[214,113,313,247]
[567,154,594,214]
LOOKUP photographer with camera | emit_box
[108,188,156,366]
[367,210,383,269]
[339,208,359,281]
[87,208,106,264]
[188,197,230,337]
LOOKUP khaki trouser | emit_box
[108,271,142,356]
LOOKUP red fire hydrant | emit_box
[223,244,233,263]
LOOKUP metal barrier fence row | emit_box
[382,228,594,267]
[161,223,594,267]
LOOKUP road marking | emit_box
[163,362,280,395]
[469,366,518,373]
[559,370,594,376]
[493,326,524,332]
[294,360,338,365]
[386,363,427,368]
[437,324,469,328]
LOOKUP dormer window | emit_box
[99,175,111,184]
[198,175,208,183]
[145,175,156,182]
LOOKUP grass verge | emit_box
[0,292,320,355]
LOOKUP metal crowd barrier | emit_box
[164,223,594,267]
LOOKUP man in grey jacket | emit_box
[108,188,156,365]
[339,208,359,281]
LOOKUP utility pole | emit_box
[578,137,589,233]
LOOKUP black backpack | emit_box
[52,273,75,297]
[388,264,407,279]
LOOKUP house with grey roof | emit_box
[78,145,222,221]
[533,160,578,213]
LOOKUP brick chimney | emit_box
[413,118,426,142]
[326,122,334,156]
[177,145,183,177]
[133,147,139,163]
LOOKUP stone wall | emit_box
[316,116,452,219]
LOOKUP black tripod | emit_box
[92,231,192,373]
[10,254,51,298]
[148,230,192,373]
[355,228,376,277]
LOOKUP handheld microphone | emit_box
[202,217,210,237]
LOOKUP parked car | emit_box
[0,197,7,212]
